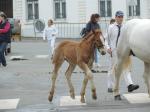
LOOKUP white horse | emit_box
[114,19,150,100]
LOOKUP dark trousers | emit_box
[0,42,8,65]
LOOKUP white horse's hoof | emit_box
[70,93,75,99]
[114,95,122,100]
[48,94,53,102]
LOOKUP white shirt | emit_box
[43,25,58,40]
[105,22,123,50]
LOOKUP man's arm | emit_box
[105,25,112,56]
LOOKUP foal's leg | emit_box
[79,62,97,102]
[65,63,76,99]
[143,62,150,97]
[78,57,94,103]
[48,61,64,102]
[80,75,88,103]
[88,57,94,70]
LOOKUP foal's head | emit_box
[92,29,106,55]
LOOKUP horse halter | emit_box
[93,31,104,48]
[93,31,106,55]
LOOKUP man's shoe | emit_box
[108,88,113,93]
[95,63,101,68]
[128,84,139,92]
[2,63,7,67]
[91,69,97,73]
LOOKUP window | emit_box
[54,0,66,19]
[27,0,39,20]
[128,0,140,17]
[99,0,112,17]
[136,0,140,16]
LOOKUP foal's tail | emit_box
[52,44,64,64]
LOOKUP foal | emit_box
[48,29,106,103]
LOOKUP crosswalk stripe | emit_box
[35,55,49,58]
[0,98,20,109]
[60,96,86,106]
[123,93,150,104]
[9,55,50,59]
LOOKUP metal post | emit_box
[33,0,37,40]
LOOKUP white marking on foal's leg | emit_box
[65,64,76,99]
[86,70,97,100]
[80,76,88,103]
[49,62,63,102]
[48,72,58,102]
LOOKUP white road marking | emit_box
[35,55,49,58]
[0,98,20,109]
[123,93,150,104]
[60,96,86,106]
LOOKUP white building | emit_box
[12,0,150,38]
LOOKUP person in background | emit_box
[109,18,115,24]
[105,11,139,93]
[84,13,102,73]
[43,19,58,59]
[0,12,11,67]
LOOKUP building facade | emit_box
[11,0,150,38]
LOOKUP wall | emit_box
[111,0,127,19]
[13,0,149,38]
[140,0,150,18]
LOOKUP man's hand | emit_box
[107,48,112,57]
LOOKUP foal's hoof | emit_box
[114,95,122,100]
[48,95,53,102]
[92,95,97,100]
[92,90,97,100]
[70,93,75,99]
[80,97,85,103]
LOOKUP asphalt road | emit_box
[0,39,150,112]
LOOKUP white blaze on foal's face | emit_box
[98,36,106,55]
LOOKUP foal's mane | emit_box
[81,31,94,41]
[81,29,101,41]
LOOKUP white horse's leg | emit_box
[143,62,150,96]
[65,63,76,99]
[113,58,124,99]
[114,50,130,100]
[78,62,97,102]
[80,75,88,103]
[48,61,64,102]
